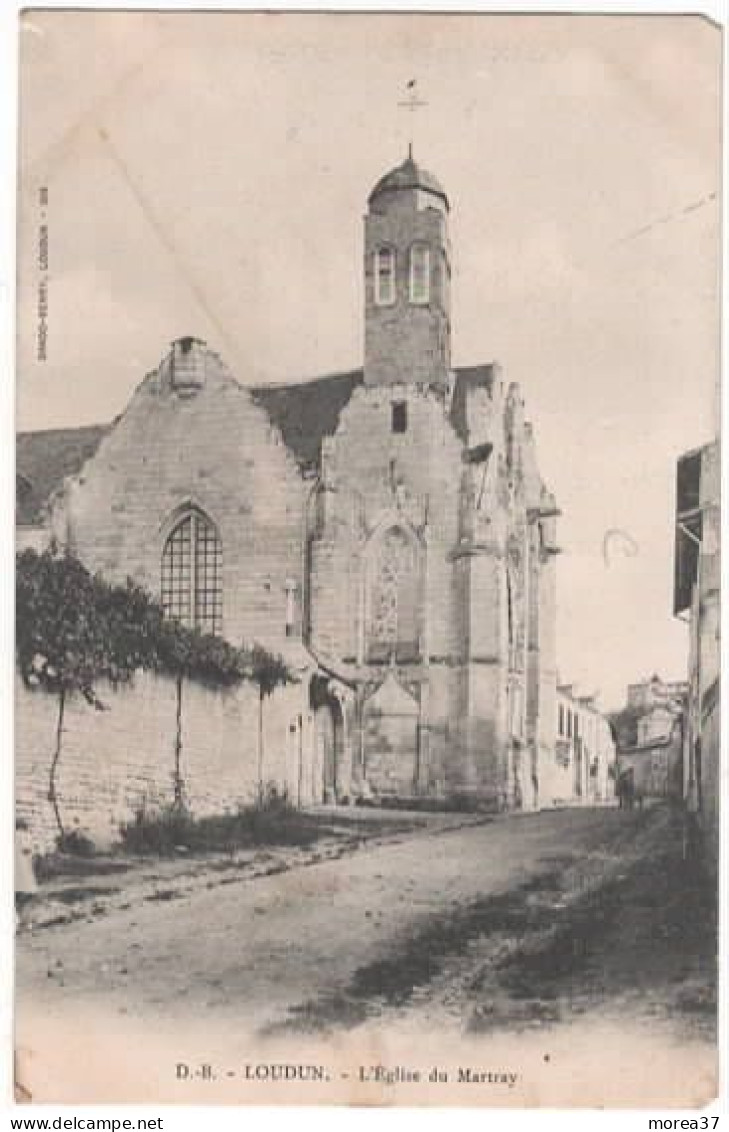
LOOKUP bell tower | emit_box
[364,150,451,389]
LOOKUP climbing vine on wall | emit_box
[16,548,293,839]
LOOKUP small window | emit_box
[374,247,395,306]
[392,401,407,434]
[409,244,430,304]
[285,580,297,638]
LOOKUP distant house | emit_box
[611,675,686,804]
[615,716,684,803]
[625,673,687,716]
[542,684,615,807]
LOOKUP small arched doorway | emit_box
[310,676,344,804]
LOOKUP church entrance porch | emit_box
[361,671,421,798]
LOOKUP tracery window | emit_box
[409,243,430,304]
[374,247,396,306]
[367,526,421,664]
[161,509,222,635]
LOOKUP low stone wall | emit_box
[15,671,314,855]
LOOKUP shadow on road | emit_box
[266,807,716,1042]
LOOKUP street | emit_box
[15,806,716,1105]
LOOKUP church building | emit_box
[17,153,560,839]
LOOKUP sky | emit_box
[16,11,722,709]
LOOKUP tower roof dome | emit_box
[368,151,449,210]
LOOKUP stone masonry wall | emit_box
[19,335,557,816]
[311,383,464,665]
[16,670,315,855]
[364,200,450,388]
[55,344,307,653]
[309,381,517,802]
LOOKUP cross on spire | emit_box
[398,79,428,158]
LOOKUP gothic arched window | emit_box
[374,246,396,306]
[161,509,222,635]
[367,526,422,664]
[409,243,430,304]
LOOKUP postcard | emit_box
[14,9,721,1107]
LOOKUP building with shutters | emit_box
[674,439,720,871]
[550,686,616,807]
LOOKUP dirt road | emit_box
[15,806,717,1106]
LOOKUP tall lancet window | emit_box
[367,526,422,664]
[409,243,430,304]
[161,509,222,635]
[374,247,395,306]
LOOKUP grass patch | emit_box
[51,885,121,905]
[145,888,184,903]
[118,792,324,856]
[356,794,491,814]
[34,853,132,883]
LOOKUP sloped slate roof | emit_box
[16,366,494,522]
[250,369,364,469]
[16,424,111,525]
[449,364,496,443]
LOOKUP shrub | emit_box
[56,828,97,856]
[255,781,293,814]
[119,791,318,856]
[119,802,196,855]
